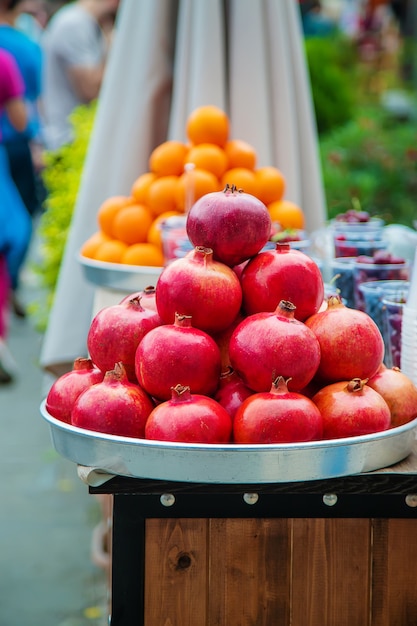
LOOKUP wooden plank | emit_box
[144,518,208,625]
[208,518,291,625]
[372,519,417,626]
[292,518,371,626]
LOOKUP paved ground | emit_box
[0,236,108,625]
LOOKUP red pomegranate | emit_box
[186,184,272,267]
[87,295,162,381]
[312,378,391,439]
[45,357,104,424]
[144,384,232,443]
[367,365,417,427]
[135,313,221,401]
[229,300,321,392]
[214,366,254,420]
[305,295,385,384]
[240,243,324,321]
[233,376,323,443]
[119,285,157,310]
[155,246,242,334]
[71,362,154,438]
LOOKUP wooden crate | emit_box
[143,517,417,626]
[91,469,417,626]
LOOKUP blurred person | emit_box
[15,0,49,42]
[0,47,31,382]
[0,0,44,316]
[42,0,119,151]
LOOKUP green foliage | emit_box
[29,102,97,331]
[320,105,417,226]
[304,34,359,134]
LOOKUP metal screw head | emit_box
[323,493,338,507]
[243,493,259,505]
[160,493,175,507]
[405,494,417,508]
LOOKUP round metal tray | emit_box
[40,401,417,484]
[78,253,163,291]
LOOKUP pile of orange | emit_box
[81,105,305,267]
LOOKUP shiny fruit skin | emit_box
[240,243,324,321]
[305,296,384,384]
[186,185,272,267]
[233,376,323,443]
[45,357,104,424]
[135,313,221,401]
[144,384,232,443]
[229,300,321,392]
[71,363,154,438]
[312,378,391,439]
[155,246,242,334]
[367,365,417,427]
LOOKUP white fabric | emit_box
[40,0,327,374]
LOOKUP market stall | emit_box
[38,2,417,625]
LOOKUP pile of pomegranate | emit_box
[46,186,417,445]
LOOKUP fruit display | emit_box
[79,105,305,268]
[45,190,417,450]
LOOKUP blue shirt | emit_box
[0,24,43,142]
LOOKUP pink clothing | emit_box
[0,48,24,109]
[0,49,25,340]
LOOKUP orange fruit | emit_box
[94,239,129,264]
[112,203,154,244]
[131,172,156,203]
[255,166,286,205]
[186,143,228,179]
[176,167,220,211]
[224,139,257,170]
[80,231,111,259]
[121,243,164,267]
[220,167,258,196]
[268,200,305,230]
[146,175,180,216]
[186,105,229,147]
[149,140,188,177]
[147,210,182,248]
[97,195,134,237]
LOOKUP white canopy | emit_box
[40,0,327,375]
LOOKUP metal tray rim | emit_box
[40,400,417,453]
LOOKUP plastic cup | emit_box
[382,297,406,369]
[160,215,190,264]
[330,257,355,308]
[331,217,385,242]
[333,238,386,259]
[353,260,410,311]
[358,280,409,333]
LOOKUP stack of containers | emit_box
[401,253,417,384]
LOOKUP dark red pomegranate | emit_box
[229,300,321,392]
[233,376,323,443]
[214,366,254,420]
[367,365,417,428]
[305,295,385,384]
[71,362,154,438]
[144,384,232,443]
[135,313,221,401]
[45,357,104,424]
[155,246,242,334]
[240,243,324,321]
[87,295,162,381]
[312,377,391,439]
[186,184,272,267]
